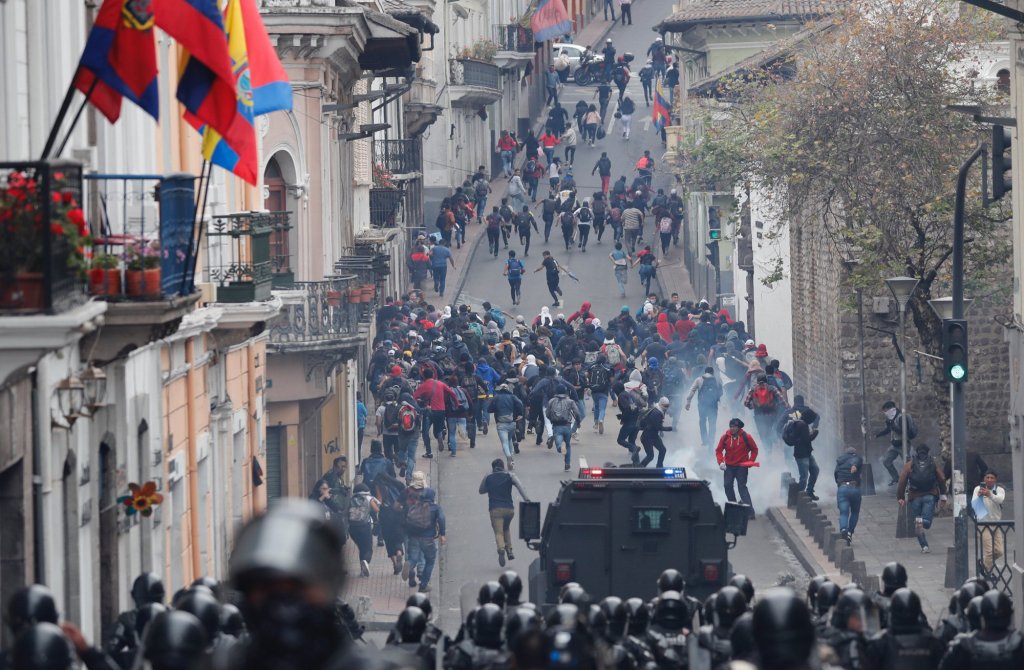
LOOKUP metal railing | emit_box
[493,24,535,53]
[373,139,422,177]
[207,212,273,303]
[268,210,294,288]
[973,519,1015,596]
[269,277,362,346]
[370,187,405,228]
[450,58,501,90]
[0,160,88,313]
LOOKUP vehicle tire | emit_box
[574,67,592,86]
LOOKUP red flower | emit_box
[51,193,62,204]
[62,191,75,205]
[67,208,86,233]
[53,172,65,181]
[51,223,64,236]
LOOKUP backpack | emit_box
[577,207,593,223]
[488,307,506,329]
[782,419,807,447]
[618,389,641,413]
[593,199,606,216]
[398,402,418,433]
[561,211,575,226]
[584,350,599,365]
[548,397,574,424]
[907,453,938,492]
[475,180,489,197]
[636,156,651,171]
[451,386,471,413]
[349,495,371,523]
[602,343,622,366]
[613,67,627,84]
[506,259,524,279]
[405,500,433,531]
[751,386,776,411]
[525,159,537,174]
[697,376,722,405]
[383,401,401,432]
[589,365,610,390]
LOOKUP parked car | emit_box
[552,43,604,85]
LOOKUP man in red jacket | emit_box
[413,368,458,458]
[716,418,758,518]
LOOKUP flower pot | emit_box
[126,268,161,297]
[362,285,376,300]
[88,268,122,296]
[347,289,362,303]
[0,272,45,309]
[326,290,342,307]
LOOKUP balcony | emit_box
[373,139,422,179]
[403,78,442,137]
[0,160,89,314]
[268,276,372,354]
[448,58,503,108]
[492,24,535,69]
[208,212,273,303]
[370,187,405,228]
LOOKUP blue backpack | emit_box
[488,307,507,329]
[506,259,525,280]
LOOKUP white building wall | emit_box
[748,188,793,374]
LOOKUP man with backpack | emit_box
[743,374,788,456]
[547,387,583,471]
[479,459,531,566]
[647,37,667,80]
[638,397,672,468]
[588,354,613,434]
[558,207,576,252]
[685,366,723,450]
[876,400,917,486]
[716,418,758,518]
[782,415,819,501]
[514,206,539,258]
[443,374,474,457]
[485,206,502,258]
[614,381,644,464]
[413,368,458,458]
[489,383,525,469]
[574,199,594,252]
[359,439,396,489]
[404,483,446,594]
[472,175,491,221]
[375,390,407,465]
[503,250,526,306]
[636,150,654,187]
[638,59,654,106]
[896,443,947,554]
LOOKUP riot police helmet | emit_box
[752,588,815,670]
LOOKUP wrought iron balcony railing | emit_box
[373,139,422,177]
[370,187,405,228]
[449,58,501,90]
[269,277,370,347]
[268,210,294,288]
[493,24,535,53]
[0,160,89,313]
[208,212,273,303]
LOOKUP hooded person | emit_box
[521,354,541,381]
[656,313,672,343]
[567,301,593,330]
[535,306,554,328]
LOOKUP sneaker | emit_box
[423,452,433,459]
[408,574,417,587]
[507,549,515,560]
[360,560,370,577]
[598,420,604,435]
[807,492,820,501]
[888,479,898,487]
[400,556,409,579]
[507,458,515,471]
[481,424,489,435]
[377,538,385,547]
[469,443,476,449]
[498,550,506,567]
[564,463,571,471]
[921,545,930,554]
[513,444,520,454]
[449,450,456,457]
[547,437,554,450]
[418,584,431,593]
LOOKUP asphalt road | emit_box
[432,3,808,632]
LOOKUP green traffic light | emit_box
[949,364,966,381]
[709,229,721,240]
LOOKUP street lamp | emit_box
[886,276,919,461]
[80,364,108,414]
[54,375,86,427]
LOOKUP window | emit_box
[631,506,670,533]
[997,69,1010,96]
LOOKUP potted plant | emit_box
[88,253,121,296]
[124,240,161,297]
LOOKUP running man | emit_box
[504,250,526,306]
[534,250,566,307]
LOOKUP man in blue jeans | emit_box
[896,443,947,554]
[546,389,582,472]
[587,355,613,434]
[404,487,446,593]
[428,241,455,296]
[834,446,864,545]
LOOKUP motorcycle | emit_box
[573,52,605,86]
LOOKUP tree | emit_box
[676,0,1011,350]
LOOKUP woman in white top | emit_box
[561,124,579,165]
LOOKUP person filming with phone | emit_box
[972,470,1006,573]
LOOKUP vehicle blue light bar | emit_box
[578,467,688,480]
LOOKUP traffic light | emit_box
[708,206,721,241]
[992,124,1012,201]
[941,319,968,383]
[705,241,719,267]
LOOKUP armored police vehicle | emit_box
[521,467,748,605]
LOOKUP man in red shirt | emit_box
[413,368,458,458]
[716,418,758,518]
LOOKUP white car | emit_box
[551,43,604,83]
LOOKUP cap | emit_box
[410,471,427,489]
[391,365,403,376]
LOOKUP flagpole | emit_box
[40,79,89,160]
[54,79,100,159]
[181,161,212,296]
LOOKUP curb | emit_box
[766,507,832,579]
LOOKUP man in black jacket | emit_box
[835,447,864,545]
[479,459,530,566]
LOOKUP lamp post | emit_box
[886,276,920,461]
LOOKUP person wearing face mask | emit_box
[875,400,917,486]
[896,443,946,554]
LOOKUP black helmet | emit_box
[191,576,221,599]
[464,606,480,642]
[229,499,344,598]
[831,588,870,631]
[730,611,756,661]
[702,595,716,626]
[624,597,649,636]
[545,625,596,670]
[473,603,505,649]
[395,606,428,644]
[964,575,991,592]
[142,610,209,670]
[6,585,59,636]
[11,622,73,670]
[559,585,590,608]
[478,581,507,608]
[505,606,542,645]
[980,590,1013,632]
[599,596,627,640]
[405,592,433,620]
[752,588,815,670]
[729,574,755,604]
[135,603,168,640]
[815,582,841,617]
[956,581,986,613]
[806,576,830,609]
[965,595,984,632]
[558,582,581,602]
[652,590,690,629]
[881,562,908,593]
[131,573,166,608]
[657,569,685,594]
[714,586,748,629]
[588,604,608,637]
[174,590,221,648]
[887,588,922,632]
[545,603,579,629]
[498,571,523,606]
[220,603,245,638]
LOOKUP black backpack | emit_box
[561,211,575,226]
[525,159,537,174]
[383,401,401,432]
[577,207,593,223]
[588,365,610,390]
[593,199,606,216]
[907,453,938,492]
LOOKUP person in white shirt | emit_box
[971,470,1006,571]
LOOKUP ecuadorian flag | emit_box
[653,80,670,132]
[531,0,573,43]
